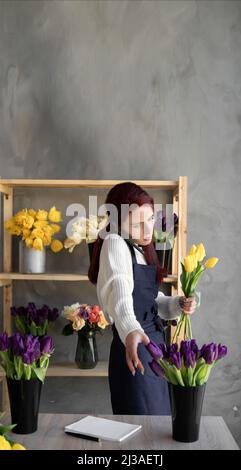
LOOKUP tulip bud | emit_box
[204,257,219,269]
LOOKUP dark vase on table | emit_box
[7,377,42,434]
[168,383,206,442]
[75,330,98,369]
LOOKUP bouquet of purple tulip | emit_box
[10,302,59,336]
[146,338,227,386]
[0,332,54,382]
[153,210,179,245]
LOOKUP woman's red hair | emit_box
[88,182,167,285]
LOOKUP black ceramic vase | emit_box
[75,330,98,369]
[168,383,206,442]
[7,377,42,434]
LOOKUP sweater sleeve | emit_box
[155,291,183,320]
[96,234,145,346]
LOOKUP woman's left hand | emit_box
[179,296,197,315]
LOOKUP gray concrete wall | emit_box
[0,0,240,447]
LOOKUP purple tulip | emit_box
[10,332,24,355]
[0,332,10,351]
[201,343,219,364]
[180,340,191,356]
[28,302,38,323]
[184,350,196,368]
[156,342,168,359]
[145,340,163,360]
[40,336,53,354]
[169,351,182,369]
[48,307,59,322]
[148,360,165,378]
[168,343,178,355]
[154,211,178,236]
[217,344,228,360]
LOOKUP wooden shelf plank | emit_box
[0,179,178,189]
[0,272,90,281]
[0,361,108,378]
[0,272,177,283]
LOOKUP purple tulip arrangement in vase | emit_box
[4,302,59,433]
[10,302,60,336]
[0,333,54,434]
[145,339,227,442]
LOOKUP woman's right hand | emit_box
[125,330,150,376]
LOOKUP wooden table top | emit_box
[2,413,239,450]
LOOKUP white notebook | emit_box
[64,415,142,442]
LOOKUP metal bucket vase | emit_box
[19,240,46,273]
[7,377,42,434]
[168,383,206,442]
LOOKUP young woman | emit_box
[88,182,197,415]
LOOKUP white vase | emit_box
[19,240,46,273]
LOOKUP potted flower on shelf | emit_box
[153,211,179,274]
[63,214,108,262]
[0,332,54,434]
[61,303,110,369]
[145,241,226,443]
[10,302,60,336]
[4,206,64,274]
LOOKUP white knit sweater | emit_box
[96,233,182,346]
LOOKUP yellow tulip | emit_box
[49,224,61,234]
[191,254,198,269]
[15,213,34,229]
[28,208,36,219]
[188,244,197,256]
[33,220,48,229]
[4,218,15,230]
[195,243,206,262]
[48,206,62,223]
[42,233,51,246]
[32,238,44,250]
[9,225,22,236]
[50,239,63,253]
[97,312,109,329]
[22,228,31,239]
[11,443,26,450]
[0,435,12,450]
[36,210,48,221]
[204,257,219,269]
[184,255,195,273]
[25,237,34,248]
[42,225,54,235]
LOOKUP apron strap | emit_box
[123,239,138,265]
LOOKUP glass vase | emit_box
[75,330,98,369]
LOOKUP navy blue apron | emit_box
[108,238,171,415]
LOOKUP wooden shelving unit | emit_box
[0,178,187,412]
